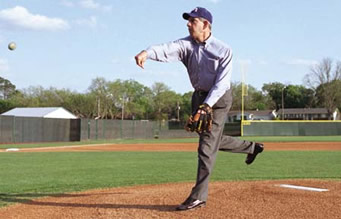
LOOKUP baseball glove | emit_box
[185,104,213,134]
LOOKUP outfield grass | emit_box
[0,150,340,207]
[1,135,341,149]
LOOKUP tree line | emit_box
[1,58,341,120]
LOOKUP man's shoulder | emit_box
[175,36,193,44]
[208,36,232,57]
[210,36,231,50]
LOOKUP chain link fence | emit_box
[242,120,341,136]
[0,116,198,143]
[0,115,80,143]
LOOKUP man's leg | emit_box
[219,135,254,153]
[179,90,232,205]
[177,89,263,211]
[188,106,228,201]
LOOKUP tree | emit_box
[70,93,96,118]
[232,82,270,111]
[283,85,315,108]
[0,77,17,100]
[12,86,46,107]
[304,58,341,119]
[262,83,316,111]
[111,79,154,120]
[180,91,193,120]
[315,80,341,113]
[262,82,285,110]
[151,82,180,120]
[88,77,109,118]
[0,99,14,114]
[135,87,154,120]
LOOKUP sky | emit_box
[1,0,341,94]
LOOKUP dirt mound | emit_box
[1,180,340,219]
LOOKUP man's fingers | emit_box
[139,60,145,69]
[135,51,147,69]
[134,56,143,68]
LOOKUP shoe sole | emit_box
[176,202,206,211]
[245,145,264,165]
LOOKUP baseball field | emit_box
[0,136,340,218]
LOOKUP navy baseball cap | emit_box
[183,7,213,24]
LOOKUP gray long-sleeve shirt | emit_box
[146,35,233,107]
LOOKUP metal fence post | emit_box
[12,116,16,143]
[87,119,90,140]
[95,119,98,140]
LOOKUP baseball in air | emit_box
[8,42,16,51]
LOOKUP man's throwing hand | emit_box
[135,50,147,69]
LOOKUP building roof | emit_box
[1,107,77,119]
[229,110,274,116]
[277,108,330,114]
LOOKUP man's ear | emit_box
[203,20,210,30]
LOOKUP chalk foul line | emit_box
[277,184,329,192]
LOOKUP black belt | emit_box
[195,90,209,96]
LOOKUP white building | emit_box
[1,107,77,119]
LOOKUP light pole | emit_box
[281,87,285,120]
[176,101,180,121]
[120,93,128,120]
[121,100,124,121]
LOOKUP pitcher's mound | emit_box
[0,179,340,219]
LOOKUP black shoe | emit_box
[245,143,264,165]
[176,197,206,211]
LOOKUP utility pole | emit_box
[97,97,100,118]
[281,87,285,120]
[177,101,180,121]
[121,93,128,120]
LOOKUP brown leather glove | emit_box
[185,104,213,134]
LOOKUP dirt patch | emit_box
[1,141,341,152]
[0,180,340,219]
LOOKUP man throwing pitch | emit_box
[135,7,264,211]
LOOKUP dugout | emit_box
[0,107,80,143]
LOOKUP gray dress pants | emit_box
[189,89,255,201]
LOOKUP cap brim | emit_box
[182,12,198,20]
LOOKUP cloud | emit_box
[285,59,318,66]
[205,0,221,3]
[60,0,74,7]
[79,0,112,12]
[74,16,98,28]
[111,58,120,64]
[0,35,4,44]
[237,59,252,65]
[0,58,9,72]
[258,60,268,65]
[0,6,70,31]
[236,59,268,66]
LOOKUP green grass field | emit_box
[1,137,341,207]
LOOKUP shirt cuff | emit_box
[145,48,155,59]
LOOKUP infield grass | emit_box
[1,150,340,207]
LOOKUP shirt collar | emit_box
[205,33,213,44]
[190,33,213,47]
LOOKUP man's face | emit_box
[187,17,205,40]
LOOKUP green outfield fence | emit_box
[2,115,340,143]
[242,120,341,136]
[0,116,197,143]
[0,115,80,143]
